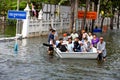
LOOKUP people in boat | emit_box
[57,38,68,52]
[66,37,74,52]
[70,30,79,40]
[87,32,93,43]
[80,41,87,52]
[73,37,81,52]
[84,37,92,52]
[80,30,89,44]
[91,34,99,48]
[81,30,88,39]
[97,36,107,61]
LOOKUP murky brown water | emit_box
[0,30,120,80]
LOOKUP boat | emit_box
[54,48,98,59]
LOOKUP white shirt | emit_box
[70,33,78,40]
[67,43,74,52]
[97,41,107,57]
[87,35,93,43]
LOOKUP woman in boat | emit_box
[79,41,87,52]
[91,34,99,48]
[73,37,81,52]
[80,30,89,44]
[66,37,74,52]
[97,36,107,61]
[84,37,92,52]
[87,32,93,43]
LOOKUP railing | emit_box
[22,16,118,37]
[27,18,70,37]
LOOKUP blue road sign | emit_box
[8,10,26,19]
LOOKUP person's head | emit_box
[74,37,79,42]
[82,33,87,39]
[67,36,72,40]
[81,30,85,34]
[93,34,97,39]
[99,36,104,43]
[84,37,88,41]
[79,41,83,46]
[68,38,72,43]
[59,38,63,43]
[52,30,56,34]
[88,32,92,36]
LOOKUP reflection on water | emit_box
[0,30,120,80]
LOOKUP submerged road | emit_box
[0,30,120,80]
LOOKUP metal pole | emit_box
[16,0,19,35]
[14,0,19,51]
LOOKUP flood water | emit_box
[0,30,120,80]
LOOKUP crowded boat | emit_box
[47,29,106,60]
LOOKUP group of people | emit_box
[48,29,107,61]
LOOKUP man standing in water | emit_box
[97,37,107,61]
[48,29,56,55]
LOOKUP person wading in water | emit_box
[97,36,107,61]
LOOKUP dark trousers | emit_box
[98,53,103,61]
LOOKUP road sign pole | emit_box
[14,0,19,51]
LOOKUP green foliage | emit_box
[0,0,27,16]
[100,0,120,17]
[19,1,27,10]
[107,13,114,17]
[7,19,16,26]
[80,4,86,7]
[4,25,16,37]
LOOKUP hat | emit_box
[63,33,67,37]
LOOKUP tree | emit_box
[99,0,112,29]
[114,0,120,29]
[0,0,27,16]
[69,0,75,33]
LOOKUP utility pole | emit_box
[74,0,78,32]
